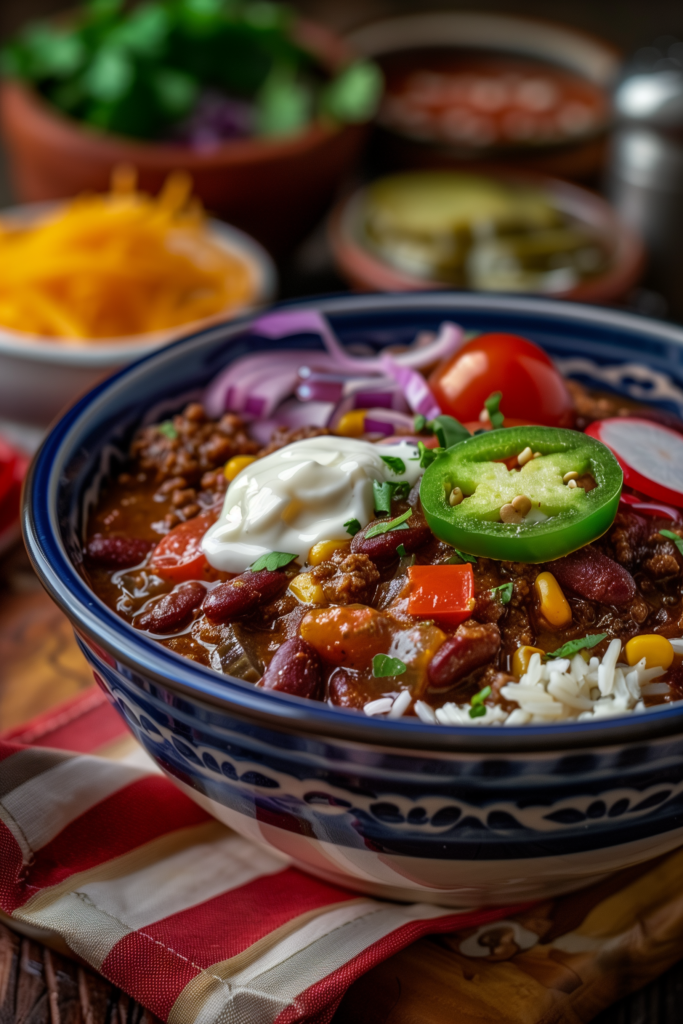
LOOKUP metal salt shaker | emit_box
[606,43,683,320]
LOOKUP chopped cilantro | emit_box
[372,654,407,678]
[396,544,407,557]
[484,392,505,429]
[418,441,445,469]
[546,633,607,660]
[413,414,427,434]
[469,685,492,718]
[446,549,477,565]
[469,705,487,719]
[373,479,410,514]
[249,551,298,573]
[660,529,683,557]
[380,454,406,474]
[344,518,361,537]
[365,508,412,539]
[492,582,513,604]
[158,420,178,440]
[428,414,471,449]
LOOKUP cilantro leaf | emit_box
[418,441,445,468]
[365,508,412,539]
[546,633,607,660]
[660,529,683,557]
[249,551,298,573]
[158,420,178,440]
[492,582,513,604]
[446,549,477,565]
[471,685,492,706]
[373,480,410,514]
[413,414,427,434]
[372,654,407,678]
[428,414,471,449]
[484,392,505,429]
[344,518,361,537]
[396,544,407,557]
[469,705,487,718]
[380,454,406,474]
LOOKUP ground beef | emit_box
[608,512,650,568]
[130,404,259,484]
[259,425,330,457]
[311,550,380,605]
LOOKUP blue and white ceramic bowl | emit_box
[23,293,683,908]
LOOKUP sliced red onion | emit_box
[248,398,335,445]
[363,409,416,435]
[376,434,439,447]
[204,351,337,418]
[296,379,344,403]
[391,320,465,369]
[380,355,441,419]
[619,494,680,520]
[251,311,465,373]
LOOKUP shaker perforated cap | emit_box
[615,38,683,129]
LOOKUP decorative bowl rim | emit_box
[22,290,683,754]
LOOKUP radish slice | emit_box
[586,418,683,507]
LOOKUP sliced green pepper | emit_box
[420,426,622,563]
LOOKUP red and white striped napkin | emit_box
[0,688,525,1024]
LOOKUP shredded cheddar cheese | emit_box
[0,168,254,340]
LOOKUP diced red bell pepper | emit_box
[407,564,475,628]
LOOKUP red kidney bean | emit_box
[87,535,151,568]
[351,515,432,563]
[260,638,322,699]
[203,569,289,623]
[549,546,636,606]
[428,622,501,692]
[327,668,366,709]
[134,581,205,634]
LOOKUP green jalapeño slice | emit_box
[420,426,623,563]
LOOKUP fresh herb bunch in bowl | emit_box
[0,0,381,253]
[2,0,381,143]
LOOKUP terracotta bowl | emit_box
[0,21,368,257]
[328,171,644,305]
[345,11,620,181]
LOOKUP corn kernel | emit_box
[224,454,257,481]
[534,571,572,628]
[289,573,324,604]
[334,409,367,438]
[512,645,545,677]
[625,634,674,670]
[308,540,350,566]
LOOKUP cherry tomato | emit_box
[149,511,217,582]
[429,333,575,428]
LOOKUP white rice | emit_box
[362,637,679,726]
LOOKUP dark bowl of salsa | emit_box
[22,292,683,907]
[346,12,619,179]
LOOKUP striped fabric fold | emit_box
[0,729,523,1024]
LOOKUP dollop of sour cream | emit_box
[202,436,423,573]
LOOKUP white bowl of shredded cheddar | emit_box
[0,170,276,426]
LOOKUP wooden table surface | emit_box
[1,538,682,1024]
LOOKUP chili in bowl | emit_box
[23,294,683,906]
